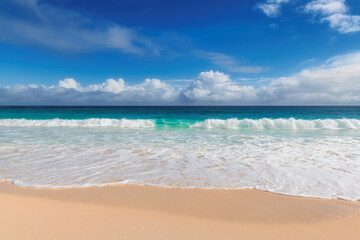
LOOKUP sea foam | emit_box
[190,118,360,129]
[0,125,360,200]
[1,117,360,129]
[0,118,155,128]
[1,117,360,200]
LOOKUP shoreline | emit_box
[1,182,360,239]
[3,180,359,201]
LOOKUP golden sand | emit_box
[0,182,359,240]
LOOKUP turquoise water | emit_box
[0,106,360,200]
[1,106,360,123]
[1,106,360,129]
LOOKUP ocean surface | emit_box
[0,106,359,200]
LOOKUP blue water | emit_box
[0,106,360,200]
[1,106,360,127]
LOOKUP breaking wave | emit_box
[1,117,360,129]
[190,118,360,129]
[0,118,156,128]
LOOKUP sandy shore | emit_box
[0,182,359,240]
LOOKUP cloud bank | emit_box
[0,0,157,54]
[1,52,360,105]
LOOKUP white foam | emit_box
[0,118,155,128]
[2,117,360,130]
[191,118,360,129]
[0,126,360,200]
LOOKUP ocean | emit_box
[0,106,359,200]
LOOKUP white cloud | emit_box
[0,0,157,53]
[257,0,360,33]
[324,14,360,33]
[1,52,360,105]
[298,58,317,66]
[89,79,125,94]
[58,78,80,90]
[304,0,360,33]
[264,52,360,104]
[257,0,290,18]
[304,0,347,15]
[196,51,263,73]
[180,71,256,103]
[62,78,126,93]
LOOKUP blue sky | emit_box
[0,0,360,105]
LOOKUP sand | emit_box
[0,182,359,240]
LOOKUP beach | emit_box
[2,0,360,237]
[1,107,360,239]
[1,182,359,240]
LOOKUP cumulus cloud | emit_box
[304,0,360,33]
[264,52,360,104]
[58,78,126,94]
[0,77,177,105]
[180,71,256,103]
[1,52,360,105]
[0,0,157,53]
[257,0,290,17]
[58,78,80,90]
[88,79,125,94]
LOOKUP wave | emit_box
[190,118,360,129]
[1,117,360,129]
[0,118,156,128]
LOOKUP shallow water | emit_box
[0,106,359,200]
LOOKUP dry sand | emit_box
[0,182,359,240]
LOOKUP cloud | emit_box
[88,79,126,94]
[304,0,347,15]
[304,0,360,33]
[257,0,290,18]
[58,78,126,94]
[0,77,177,105]
[180,71,256,103]
[0,0,157,54]
[264,52,360,104]
[298,58,317,66]
[257,0,360,33]
[196,51,263,73]
[58,78,80,90]
[1,52,360,105]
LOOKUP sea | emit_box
[0,106,359,200]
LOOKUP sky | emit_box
[0,0,360,105]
